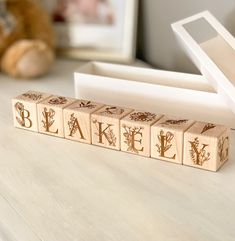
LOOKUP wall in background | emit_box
[139,0,235,74]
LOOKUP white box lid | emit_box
[172,11,235,114]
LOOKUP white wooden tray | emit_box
[74,61,235,128]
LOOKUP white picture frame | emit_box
[172,11,235,114]
[41,0,138,63]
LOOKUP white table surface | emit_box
[0,59,235,241]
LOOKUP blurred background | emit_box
[39,0,235,74]
[137,0,235,73]
[2,0,235,79]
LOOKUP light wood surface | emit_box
[183,122,229,171]
[37,95,76,138]
[91,105,133,150]
[64,100,104,144]
[151,116,195,164]
[1,59,235,241]
[121,110,162,157]
[12,90,51,132]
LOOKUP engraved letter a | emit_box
[68,117,85,140]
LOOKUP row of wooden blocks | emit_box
[12,90,230,172]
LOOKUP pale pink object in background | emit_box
[53,0,113,24]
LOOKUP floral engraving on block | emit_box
[122,124,144,153]
[74,101,96,109]
[67,113,85,139]
[218,136,229,162]
[15,102,25,126]
[156,130,176,159]
[42,108,56,131]
[160,119,188,126]
[68,113,78,136]
[130,112,156,122]
[100,106,124,115]
[48,96,67,105]
[92,119,116,146]
[22,93,43,101]
[189,137,210,166]
[201,123,216,134]
[15,102,32,128]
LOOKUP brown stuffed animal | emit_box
[0,0,55,78]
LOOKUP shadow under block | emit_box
[183,122,230,171]
[37,95,76,137]
[91,105,133,150]
[12,90,51,132]
[151,116,195,164]
[63,100,104,144]
[121,110,163,157]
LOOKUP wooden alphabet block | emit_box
[12,90,51,132]
[151,116,195,164]
[91,105,133,150]
[183,122,230,171]
[121,110,163,157]
[63,100,104,143]
[37,95,76,137]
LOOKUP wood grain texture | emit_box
[12,90,51,132]
[91,105,133,150]
[151,116,195,164]
[0,59,235,241]
[0,192,40,241]
[63,100,104,144]
[120,110,163,157]
[37,95,76,138]
[183,121,229,171]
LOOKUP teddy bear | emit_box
[0,0,55,78]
